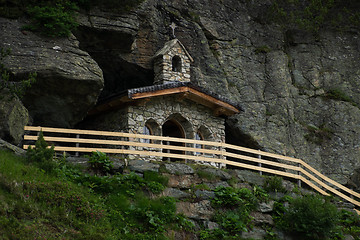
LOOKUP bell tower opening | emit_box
[172,55,182,72]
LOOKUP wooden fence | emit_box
[23,126,360,212]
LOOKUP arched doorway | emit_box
[162,119,185,161]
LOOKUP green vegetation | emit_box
[212,186,257,209]
[0,0,145,37]
[263,176,286,193]
[0,134,189,239]
[87,150,113,174]
[1,134,360,239]
[304,123,334,144]
[24,1,79,37]
[338,209,360,237]
[0,149,111,239]
[0,48,36,99]
[277,194,339,239]
[199,186,258,239]
[26,131,56,173]
[254,45,272,54]
[196,169,218,181]
[269,0,360,33]
[322,88,358,107]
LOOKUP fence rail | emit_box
[23,126,360,212]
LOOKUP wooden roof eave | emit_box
[130,86,239,116]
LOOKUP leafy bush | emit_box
[146,181,165,194]
[87,151,113,174]
[253,185,270,202]
[199,207,254,239]
[26,131,55,173]
[214,208,252,234]
[278,194,339,239]
[107,192,192,239]
[338,209,360,238]
[25,1,78,37]
[212,186,257,210]
[263,176,286,193]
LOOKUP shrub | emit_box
[253,185,270,202]
[263,176,286,193]
[144,172,167,193]
[25,1,78,37]
[212,186,257,210]
[268,0,360,33]
[199,207,253,239]
[279,194,339,239]
[146,181,165,194]
[87,151,113,174]
[26,131,55,173]
[143,170,169,186]
[338,209,360,238]
[196,169,218,181]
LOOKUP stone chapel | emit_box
[86,39,241,164]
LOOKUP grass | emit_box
[0,149,191,239]
[1,148,360,239]
[322,88,358,107]
[0,150,111,239]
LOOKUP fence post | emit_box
[297,163,301,188]
[75,134,80,157]
[166,140,170,163]
[258,150,262,176]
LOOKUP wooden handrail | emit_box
[23,126,360,209]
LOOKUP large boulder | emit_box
[0,138,26,156]
[0,17,104,128]
[0,89,30,145]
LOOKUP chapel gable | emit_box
[153,39,193,85]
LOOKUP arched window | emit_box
[195,131,203,155]
[172,55,182,72]
[142,119,161,144]
[142,125,151,143]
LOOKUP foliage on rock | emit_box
[24,1,79,37]
[269,0,360,32]
[1,0,145,37]
[0,48,36,99]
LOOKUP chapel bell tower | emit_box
[153,38,193,85]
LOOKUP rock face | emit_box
[0,89,30,145]
[1,0,360,184]
[107,0,358,185]
[0,17,104,128]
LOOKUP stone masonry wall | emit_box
[127,95,225,166]
[154,42,191,85]
[80,95,226,166]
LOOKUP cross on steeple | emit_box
[169,22,177,38]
